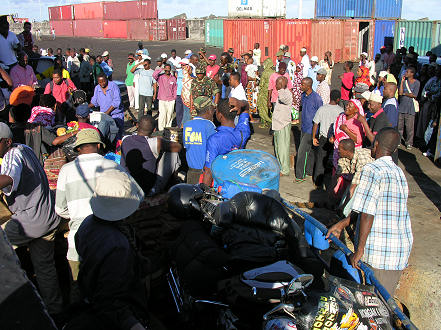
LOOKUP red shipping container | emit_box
[48,7,61,21]
[48,5,73,20]
[128,20,152,40]
[74,2,107,20]
[311,20,345,62]
[103,0,157,20]
[273,19,312,64]
[103,20,128,39]
[223,19,275,65]
[73,20,104,38]
[50,20,74,37]
[344,20,359,62]
[149,19,167,41]
[167,19,186,40]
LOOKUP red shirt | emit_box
[206,65,220,79]
[341,72,354,101]
[44,79,76,104]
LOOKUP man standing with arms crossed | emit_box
[327,128,413,295]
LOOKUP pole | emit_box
[298,0,303,19]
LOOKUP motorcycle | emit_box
[165,184,417,330]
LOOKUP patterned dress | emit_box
[257,59,275,127]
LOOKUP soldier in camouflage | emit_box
[190,65,220,116]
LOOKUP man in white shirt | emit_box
[300,47,311,78]
[228,72,247,101]
[252,43,261,67]
[168,49,181,69]
[0,16,20,68]
[316,67,330,105]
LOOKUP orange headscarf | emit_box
[9,86,35,106]
[355,66,371,87]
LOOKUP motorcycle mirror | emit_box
[287,274,314,295]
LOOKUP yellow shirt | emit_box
[37,67,70,80]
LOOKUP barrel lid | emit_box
[211,150,280,186]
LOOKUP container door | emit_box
[263,20,273,60]
[344,20,359,61]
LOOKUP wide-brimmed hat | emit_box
[74,128,105,150]
[90,169,144,221]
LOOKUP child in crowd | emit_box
[339,61,355,109]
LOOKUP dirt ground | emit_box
[36,36,441,329]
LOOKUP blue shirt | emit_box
[176,69,183,96]
[136,68,156,97]
[307,66,320,91]
[382,98,399,128]
[100,61,113,78]
[205,112,251,169]
[301,91,323,134]
[184,117,216,169]
[91,81,124,120]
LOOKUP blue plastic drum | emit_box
[211,150,280,191]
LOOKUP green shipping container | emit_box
[433,21,441,56]
[394,20,434,56]
[205,19,224,48]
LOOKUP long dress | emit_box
[256,58,274,128]
[292,63,304,122]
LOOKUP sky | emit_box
[2,0,441,21]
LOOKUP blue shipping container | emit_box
[211,150,280,191]
[315,0,402,19]
[373,20,395,56]
[205,19,223,48]
[374,0,402,19]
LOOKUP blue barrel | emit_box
[211,150,280,191]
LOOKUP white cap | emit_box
[180,58,190,65]
[161,53,167,59]
[361,52,368,58]
[184,49,192,55]
[361,91,371,101]
[141,54,149,60]
[279,44,285,49]
[379,71,388,78]
[102,50,109,57]
[369,90,383,103]
[311,56,319,62]
[301,47,307,52]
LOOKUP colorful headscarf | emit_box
[28,106,55,127]
[355,66,371,87]
[348,98,365,116]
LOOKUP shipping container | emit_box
[223,19,275,64]
[127,20,151,40]
[103,0,157,20]
[373,20,395,56]
[228,0,286,18]
[50,20,74,37]
[188,19,205,41]
[73,20,104,38]
[273,19,311,64]
[433,22,441,56]
[311,20,345,62]
[205,19,224,47]
[103,20,128,39]
[149,19,167,41]
[374,0,402,19]
[73,2,106,20]
[48,5,74,21]
[167,19,186,40]
[315,0,402,19]
[394,20,434,56]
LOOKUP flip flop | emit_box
[294,178,305,183]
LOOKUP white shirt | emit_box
[252,48,261,66]
[301,54,311,78]
[0,31,19,66]
[168,56,182,69]
[190,63,196,77]
[229,83,247,101]
[245,64,258,79]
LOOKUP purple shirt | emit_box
[91,81,124,119]
[10,64,37,89]
[153,69,177,101]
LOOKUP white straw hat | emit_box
[369,90,383,103]
[90,169,144,221]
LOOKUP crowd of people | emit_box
[0,16,438,329]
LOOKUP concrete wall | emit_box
[187,19,205,41]
[10,21,51,36]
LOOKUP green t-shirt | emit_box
[125,62,136,86]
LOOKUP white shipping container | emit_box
[228,0,286,18]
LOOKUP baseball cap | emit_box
[379,71,388,78]
[161,53,167,59]
[301,47,307,52]
[317,68,327,75]
[194,96,214,111]
[285,52,291,58]
[361,52,368,58]
[184,49,192,55]
[0,122,13,139]
[208,54,217,60]
[156,57,163,62]
[85,48,90,53]
[74,128,105,150]
[102,50,109,57]
[76,103,91,118]
[179,58,189,65]
[276,50,284,57]
[311,56,319,62]
[136,50,143,55]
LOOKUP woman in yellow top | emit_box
[37,56,70,81]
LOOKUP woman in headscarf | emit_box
[291,63,304,124]
[257,58,274,128]
[355,66,371,87]
[179,59,193,124]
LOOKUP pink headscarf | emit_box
[28,106,55,127]
[348,98,365,116]
[334,99,365,149]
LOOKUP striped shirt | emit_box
[352,156,413,270]
[55,153,132,261]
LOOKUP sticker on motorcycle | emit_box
[354,291,380,307]
[334,285,356,308]
[265,317,298,329]
[358,307,389,319]
[337,307,360,330]
[312,296,339,330]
